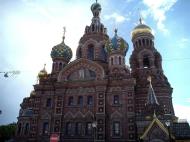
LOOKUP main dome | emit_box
[51,37,72,62]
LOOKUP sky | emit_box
[0,0,190,125]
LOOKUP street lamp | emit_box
[165,120,172,142]
[92,121,97,142]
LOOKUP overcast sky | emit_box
[0,0,190,125]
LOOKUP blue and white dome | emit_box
[106,29,129,56]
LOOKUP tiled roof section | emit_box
[172,122,190,139]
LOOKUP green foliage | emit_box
[0,122,16,141]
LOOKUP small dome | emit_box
[91,1,101,17]
[106,29,129,56]
[38,64,48,79]
[91,2,101,12]
[51,37,72,62]
[30,90,36,97]
[132,19,153,39]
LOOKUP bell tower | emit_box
[130,19,175,119]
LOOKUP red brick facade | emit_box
[15,2,178,142]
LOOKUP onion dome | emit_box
[106,29,129,56]
[30,90,36,97]
[51,29,72,63]
[38,64,48,79]
[131,18,153,39]
[91,0,101,17]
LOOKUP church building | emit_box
[15,1,190,142]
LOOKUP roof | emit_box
[172,122,190,139]
[140,116,175,139]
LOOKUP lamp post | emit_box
[165,120,172,142]
[92,121,97,142]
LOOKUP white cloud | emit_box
[142,0,178,35]
[174,104,190,123]
[104,12,126,24]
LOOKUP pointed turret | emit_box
[146,76,159,106]
[144,76,163,116]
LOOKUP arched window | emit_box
[135,41,138,47]
[24,123,29,135]
[143,55,150,68]
[86,122,93,136]
[101,45,107,61]
[111,57,113,65]
[17,123,22,135]
[76,122,83,136]
[55,63,58,71]
[59,62,62,71]
[42,122,49,134]
[119,56,121,65]
[78,48,82,58]
[150,40,152,46]
[66,122,75,136]
[46,98,52,107]
[92,25,95,32]
[146,39,149,46]
[113,121,120,136]
[139,40,142,46]
[142,39,145,46]
[87,44,94,60]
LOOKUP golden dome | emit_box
[38,64,48,79]
[131,19,153,39]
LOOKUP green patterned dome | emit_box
[51,43,72,61]
[51,37,73,62]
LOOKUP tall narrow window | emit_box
[76,122,83,135]
[113,121,120,136]
[111,57,113,65]
[119,56,121,65]
[139,40,141,46]
[78,48,82,58]
[86,122,93,136]
[101,45,107,61]
[68,96,74,106]
[42,122,49,134]
[87,96,93,105]
[78,96,83,106]
[113,95,119,104]
[87,44,94,60]
[59,62,62,71]
[66,122,75,136]
[46,98,52,107]
[24,123,29,135]
[143,55,150,68]
[17,123,22,135]
[142,39,145,46]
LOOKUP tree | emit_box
[0,122,16,141]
